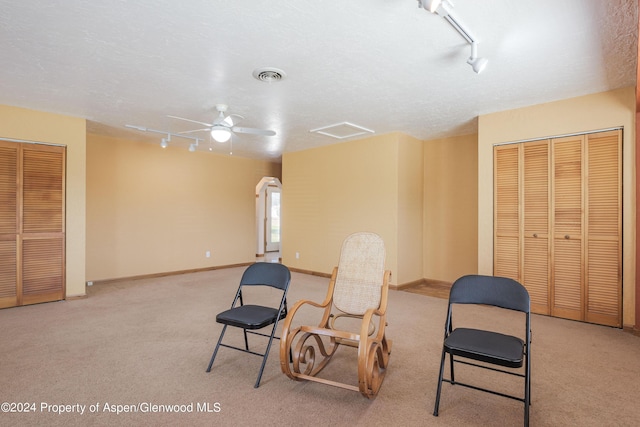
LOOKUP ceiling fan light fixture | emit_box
[211,126,231,142]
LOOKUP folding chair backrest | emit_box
[240,262,291,291]
[333,232,386,315]
[449,275,530,313]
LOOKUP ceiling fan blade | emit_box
[167,115,213,127]
[223,114,244,127]
[232,126,276,136]
[178,128,210,134]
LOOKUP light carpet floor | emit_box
[1,267,639,426]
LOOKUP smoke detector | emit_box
[253,67,286,82]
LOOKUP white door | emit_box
[265,187,281,252]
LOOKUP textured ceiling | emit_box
[0,0,636,160]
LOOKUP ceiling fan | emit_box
[169,104,276,143]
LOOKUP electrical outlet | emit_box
[205,250,211,258]
[86,281,93,287]
[295,252,300,259]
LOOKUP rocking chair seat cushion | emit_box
[444,327,524,368]
[216,305,280,330]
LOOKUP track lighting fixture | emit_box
[189,138,200,152]
[124,125,202,151]
[418,0,488,74]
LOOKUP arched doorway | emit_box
[256,177,282,257]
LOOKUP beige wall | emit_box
[0,104,86,298]
[478,87,636,326]
[86,133,280,281]
[424,133,479,283]
[397,133,425,284]
[282,132,424,284]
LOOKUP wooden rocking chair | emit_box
[279,232,391,398]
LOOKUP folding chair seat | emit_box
[280,232,391,398]
[206,262,291,388]
[433,274,531,426]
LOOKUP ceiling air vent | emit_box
[253,67,286,82]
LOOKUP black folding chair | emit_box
[206,262,291,388]
[433,274,531,426]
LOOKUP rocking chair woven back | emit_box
[333,232,386,315]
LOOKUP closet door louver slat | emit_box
[585,130,621,327]
[494,145,520,281]
[0,141,65,308]
[523,141,550,315]
[0,143,18,308]
[551,136,584,321]
[21,145,65,305]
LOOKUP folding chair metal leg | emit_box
[524,356,531,426]
[243,329,249,351]
[253,324,279,388]
[449,352,455,384]
[433,347,447,416]
[206,325,228,372]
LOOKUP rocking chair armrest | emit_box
[291,297,331,311]
[375,270,392,317]
[280,297,333,344]
[360,306,387,342]
[282,266,339,331]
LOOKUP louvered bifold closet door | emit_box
[0,142,19,308]
[551,135,584,321]
[494,145,520,281]
[585,130,621,327]
[522,141,550,314]
[21,145,65,305]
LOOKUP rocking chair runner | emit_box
[279,232,391,398]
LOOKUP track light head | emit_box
[419,0,440,13]
[467,42,488,74]
[468,56,488,74]
[189,143,196,152]
[160,138,168,148]
[418,0,451,16]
